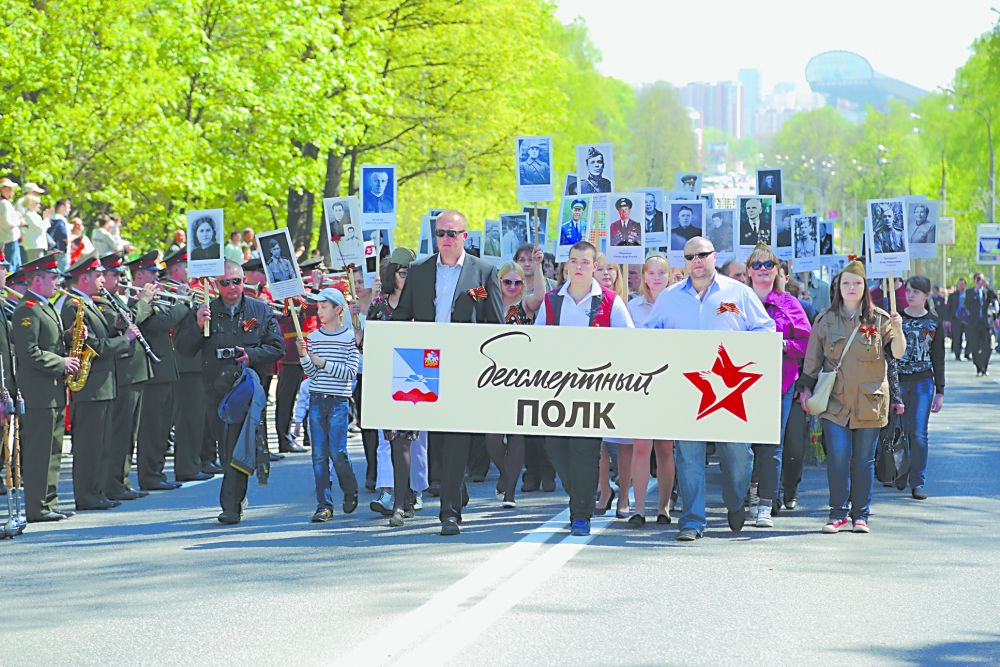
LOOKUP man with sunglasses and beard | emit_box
[391,210,502,536]
[176,260,283,524]
[643,236,775,542]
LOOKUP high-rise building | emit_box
[738,68,762,137]
[678,81,744,139]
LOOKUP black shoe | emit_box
[28,510,66,522]
[462,484,469,507]
[268,452,284,462]
[343,491,358,514]
[108,490,142,501]
[595,489,615,516]
[627,513,646,528]
[217,511,241,525]
[177,472,213,482]
[279,442,308,453]
[784,497,798,511]
[728,508,746,533]
[521,474,540,492]
[440,518,460,536]
[58,509,76,518]
[101,498,123,508]
[426,482,441,497]
[203,463,224,475]
[911,486,928,500]
[141,481,182,491]
[470,473,487,483]
[541,478,556,492]
[365,480,376,492]
[311,508,333,522]
[656,513,672,525]
[77,499,117,511]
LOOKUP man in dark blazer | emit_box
[392,210,501,536]
[965,272,998,376]
[946,278,970,360]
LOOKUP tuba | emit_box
[65,299,98,392]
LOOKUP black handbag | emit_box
[875,412,910,489]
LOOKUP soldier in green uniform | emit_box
[130,251,200,484]
[60,254,140,511]
[11,253,79,521]
[97,252,155,499]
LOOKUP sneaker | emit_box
[755,505,773,528]
[746,482,759,510]
[677,528,701,541]
[570,519,590,536]
[311,508,333,523]
[495,488,504,501]
[501,499,516,508]
[911,487,928,500]
[413,492,424,511]
[369,491,392,516]
[388,511,404,527]
[852,519,870,533]
[822,517,850,533]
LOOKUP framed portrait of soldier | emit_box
[186,208,225,278]
[773,204,802,260]
[866,198,910,274]
[705,208,735,254]
[556,196,592,262]
[515,136,554,202]
[574,144,614,195]
[257,228,304,300]
[562,173,577,197]
[464,230,482,258]
[359,164,397,229]
[907,198,938,259]
[756,168,783,203]
[792,214,821,273]
[635,188,667,248]
[674,172,702,195]
[605,193,646,264]
[667,199,705,265]
[499,213,529,261]
[818,220,835,256]
[522,205,549,247]
[737,195,776,253]
[323,196,360,244]
[483,219,502,265]
[327,210,366,273]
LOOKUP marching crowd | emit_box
[2,183,998,541]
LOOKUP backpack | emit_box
[544,285,616,327]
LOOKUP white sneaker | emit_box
[755,504,773,528]
[413,492,424,512]
[369,491,392,516]
[501,499,516,508]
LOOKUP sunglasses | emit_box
[434,229,466,238]
[502,279,523,287]
[750,260,777,270]
[218,278,243,287]
[683,251,715,261]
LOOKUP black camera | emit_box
[216,347,238,360]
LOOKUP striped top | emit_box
[300,325,359,396]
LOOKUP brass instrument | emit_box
[65,297,98,392]
[99,288,162,364]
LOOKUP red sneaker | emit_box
[852,519,870,533]
[822,517,850,533]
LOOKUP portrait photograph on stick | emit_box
[737,194,776,252]
[323,196,359,244]
[756,168,783,203]
[359,164,397,228]
[773,204,802,260]
[515,135,554,202]
[606,193,645,264]
[257,228,304,300]
[499,212,529,261]
[705,208,735,254]
[186,208,225,278]
[866,197,910,273]
[522,205,549,247]
[792,214,820,272]
[907,198,939,258]
[636,187,666,248]
[573,143,614,195]
[483,219,502,264]
[674,172,702,195]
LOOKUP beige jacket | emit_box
[801,306,896,429]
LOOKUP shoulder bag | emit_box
[805,323,860,415]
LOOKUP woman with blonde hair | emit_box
[744,243,811,527]
[594,253,633,517]
[624,254,679,525]
[486,251,544,508]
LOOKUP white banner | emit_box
[361,322,783,443]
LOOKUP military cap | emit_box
[615,197,633,210]
[571,199,587,210]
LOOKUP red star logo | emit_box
[683,344,762,421]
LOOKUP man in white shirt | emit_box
[0,178,24,272]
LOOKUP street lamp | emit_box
[942,87,995,223]
[912,121,949,286]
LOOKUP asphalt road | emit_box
[2,356,999,666]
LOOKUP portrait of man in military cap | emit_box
[559,197,589,246]
[609,196,642,247]
[574,144,614,194]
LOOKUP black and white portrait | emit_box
[818,221,834,256]
[499,213,528,260]
[865,197,910,274]
[323,196,358,242]
[668,200,704,251]
[706,209,734,253]
[186,208,225,278]
[757,168,783,204]
[907,199,939,259]
[522,205,549,246]
[258,228,304,300]
[360,164,397,229]
[793,215,821,272]
[464,231,482,258]
[737,195,775,247]
[516,136,553,202]
[483,219,502,260]
[674,172,701,195]
[573,144,614,195]
[774,205,802,259]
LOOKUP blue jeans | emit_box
[753,386,794,501]
[901,377,934,489]
[3,241,21,273]
[308,394,350,510]
[822,420,879,521]
[675,441,753,534]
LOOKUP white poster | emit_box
[515,136,554,203]
[573,144,614,195]
[791,214,820,273]
[737,195,777,254]
[937,217,955,245]
[635,188,667,249]
[907,198,938,259]
[667,199,706,266]
[522,205,550,247]
[866,198,910,275]
[186,209,225,279]
[556,196,592,262]
[257,228,304,300]
[773,204,802,260]
[359,164,397,229]
[482,219,502,266]
[605,193,646,264]
[499,212,529,261]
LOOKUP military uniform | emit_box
[10,255,70,520]
[61,258,132,510]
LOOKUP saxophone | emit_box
[65,299,98,392]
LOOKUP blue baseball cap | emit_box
[309,287,347,308]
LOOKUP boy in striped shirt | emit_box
[296,288,361,522]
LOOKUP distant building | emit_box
[678,81,744,139]
[738,69,762,138]
[806,50,927,121]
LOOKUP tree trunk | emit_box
[285,142,319,253]
[316,149,346,265]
